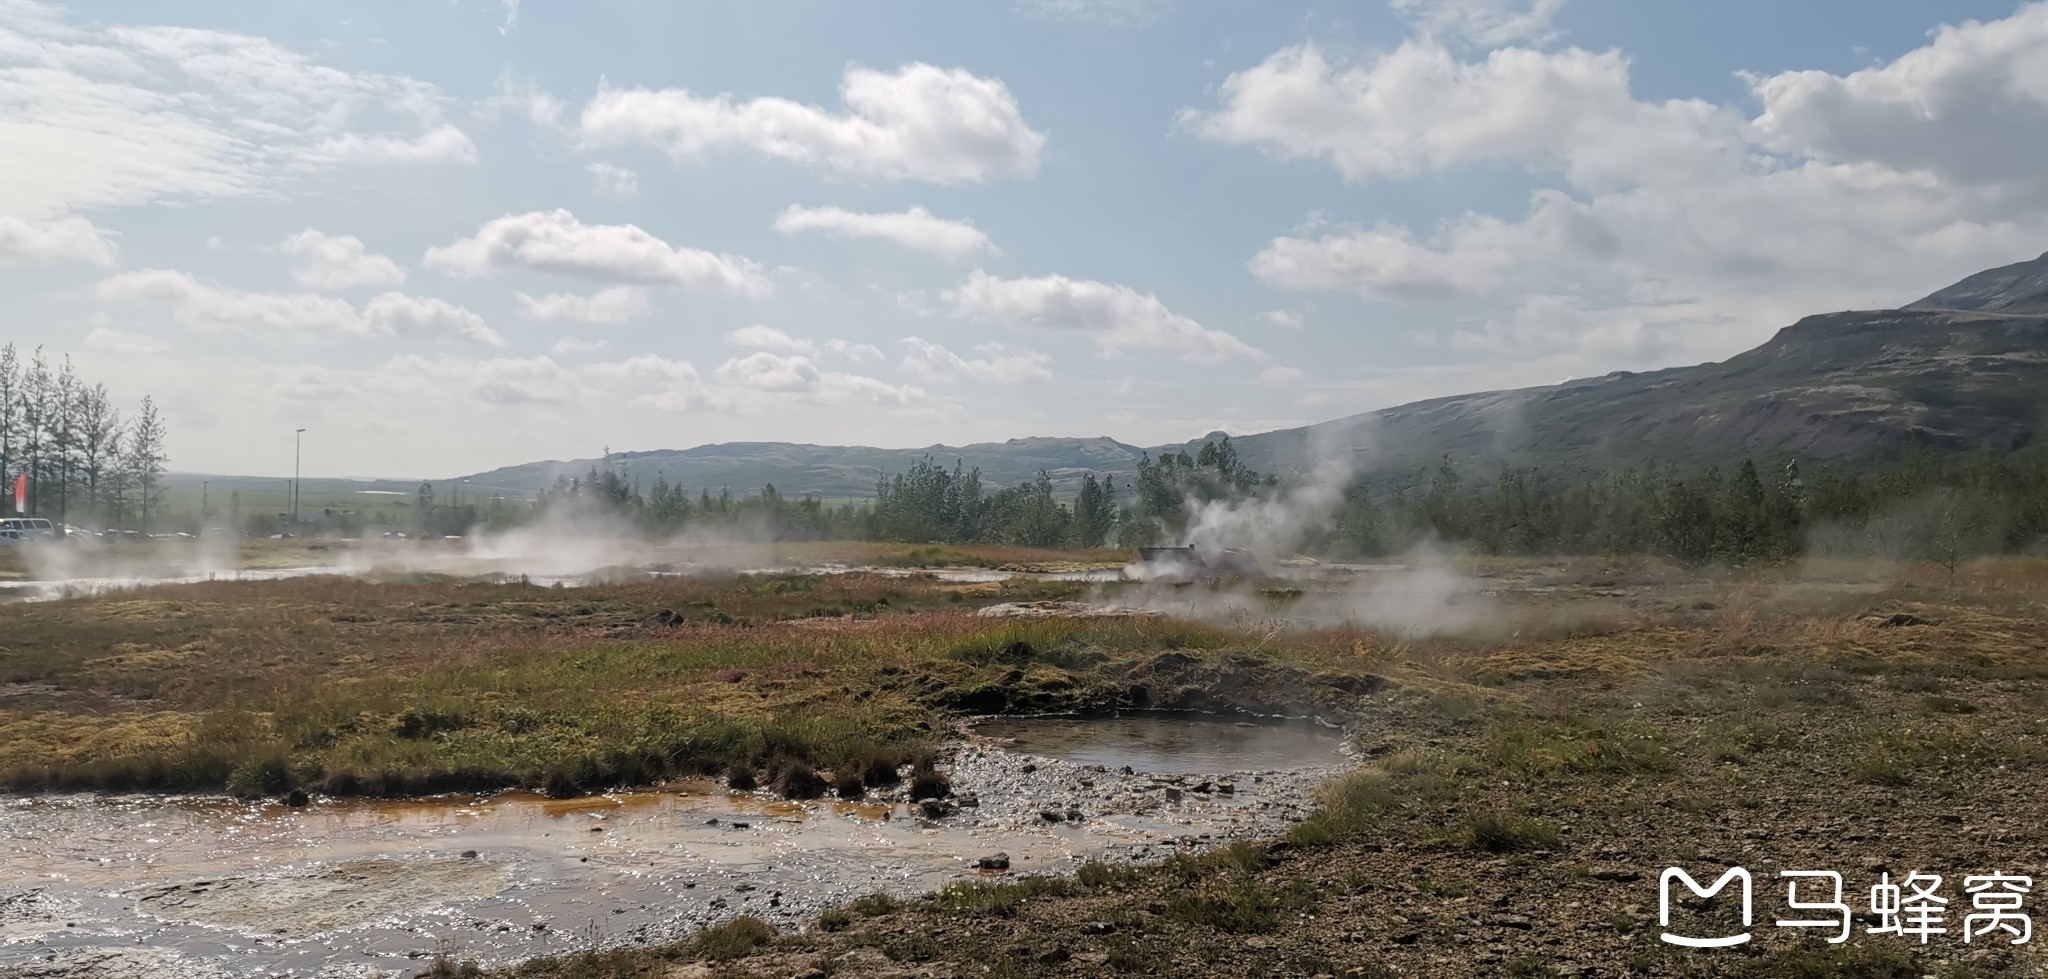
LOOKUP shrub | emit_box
[1463,811,1559,852]
[908,770,951,801]
[691,916,775,961]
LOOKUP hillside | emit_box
[456,254,2048,497]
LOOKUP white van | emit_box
[0,518,56,540]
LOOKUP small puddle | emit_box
[972,713,1346,775]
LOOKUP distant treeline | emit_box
[0,344,170,530]
[474,438,2047,566]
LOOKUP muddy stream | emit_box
[0,717,1348,978]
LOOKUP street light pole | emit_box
[293,428,307,526]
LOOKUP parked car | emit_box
[0,529,26,546]
[0,517,57,540]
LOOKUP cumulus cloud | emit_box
[943,270,1263,361]
[1746,4,2048,191]
[280,229,407,290]
[515,286,652,323]
[425,209,771,296]
[1447,294,1680,360]
[1182,41,1743,189]
[1249,191,1617,302]
[774,204,995,260]
[898,337,1053,384]
[579,62,1046,183]
[586,161,639,199]
[711,351,927,410]
[0,213,118,265]
[0,2,478,216]
[1207,5,2048,329]
[726,324,817,355]
[97,269,502,345]
[825,338,885,363]
[1391,0,1566,47]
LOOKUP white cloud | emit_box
[711,351,927,410]
[1258,366,1307,384]
[1747,4,2048,192]
[314,124,477,165]
[363,293,505,347]
[579,62,1046,184]
[1215,6,2048,321]
[83,327,169,354]
[1016,0,1166,26]
[514,286,652,323]
[1182,41,1743,190]
[549,336,609,356]
[280,229,407,290]
[944,270,1264,361]
[1446,294,1681,360]
[1259,310,1303,329]
[0,213,118,265]
[825,338,886,363]
[586,161,639,199]
[486,73,568,130]
[774,204,995,260]
[425,209,772,296]
[726,324,816,355]
[97,269,502,345]
[1391,0,1566,47]
[0,3,478,216]
[899,337,1053,384]
[1249,191,1616,302]
[498,0,521,35]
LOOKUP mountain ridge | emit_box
[454,255,2048,498]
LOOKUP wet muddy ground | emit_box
[0,718,1347,978]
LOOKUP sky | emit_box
[5,0,2047,479]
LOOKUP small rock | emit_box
[1040,810,1064,823]
[976,853,1012,871]
[1065,809,1084,822]
[1021,763,1038,774]
[731,821,752,829]
[1164,787,1183,803]
[1038,948,1071,965]
[1080,921,1117,936]
[283,789,310,808]
[460,850,478,859]
[1216,781,1235,795]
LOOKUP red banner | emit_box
[11,472,23,513]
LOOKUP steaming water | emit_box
[0,740,1340,978]
[972,715,1345,774]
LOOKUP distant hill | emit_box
[455,253,2048,497]
[455,437,1159,500]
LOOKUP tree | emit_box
[0,344,16,515]
[73,383,123,524]
[124,396,167,530]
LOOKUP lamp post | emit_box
[293,428,306,526]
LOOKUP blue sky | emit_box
[4,0,2045,477]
